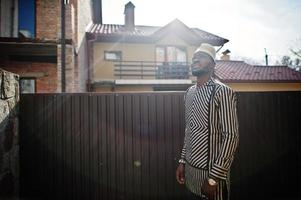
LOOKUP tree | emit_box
[290,38,301,58]
[294,58,300,66]
[281,55,293,66]
[291,49,301,58]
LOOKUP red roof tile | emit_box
[215,60,301,82]
[88,24,150,36]
[87,19,228,46]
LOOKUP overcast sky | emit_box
[102,0,301,64]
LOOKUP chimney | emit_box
[124,2,135,31]
[264,48,269,66]
[221,49,231,61]
[93,0,102,24]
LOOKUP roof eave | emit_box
[220,79,301,83]
[88,34,154,43]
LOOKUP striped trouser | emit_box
[185,162,229,200]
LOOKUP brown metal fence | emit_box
[19,92,301,200]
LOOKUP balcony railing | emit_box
[114,61,191,79]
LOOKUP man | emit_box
[176,43,239,200]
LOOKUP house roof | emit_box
[215,60,301,83]
[87,19,228,46]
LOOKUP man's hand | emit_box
[201,179,218,200]
[176,163,185,184]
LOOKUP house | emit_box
[86,1,229,92]
[86,1,301,92]
[215,60,301,91]
[0,0,96,93]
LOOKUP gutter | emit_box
[86,34,98,92]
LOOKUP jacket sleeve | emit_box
[179,128,188,164]
[209,87,239,180]
[179,89,189,164]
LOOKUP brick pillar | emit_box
[57,45,62,92]
[74,54,79,92]
[57,44,75,92]
[56,1,76,92]
[65,3,73,40]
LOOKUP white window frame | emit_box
[20,78,36,94]
[104,51,122,61]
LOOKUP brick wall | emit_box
[36,0,73,40]
[2,0,89,93]
[36,0,60,39]
[0,60,57,93]
[35,2,75,42]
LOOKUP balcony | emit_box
[114,61,192,80]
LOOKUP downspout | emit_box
[86,34,97,92]
[216,44,224,53]
[61,0,66,92]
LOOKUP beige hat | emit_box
[194,43,216,61]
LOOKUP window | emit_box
[18,0,35,38]
[156,47,165,63]
[156,46,187,63]
[20,78,36,93]
[104,51,122,61]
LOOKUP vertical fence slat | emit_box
[19,95,32,197]
[124,94,134,200]
[140,94,150,200]
[117,94,126,199]
[90,95,99,200]
[133,94,142,200]
[172,94,183,200]
[73,95,81,200]
[148,94,158,199]
[63,94,72,199]
[156,94,166,199]
[19,92,301,200]
[61,95,67,200]
[108,95,116,200]
[164,94,173,200]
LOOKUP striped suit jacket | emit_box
[180,77,239,183]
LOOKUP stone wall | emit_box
[0,69,19,199]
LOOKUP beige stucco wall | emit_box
[93,42,154,80]
[92,33,197,81]
[227,82,301,92]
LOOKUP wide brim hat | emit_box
[194,43,216,62]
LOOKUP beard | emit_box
[191,66,212,77]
